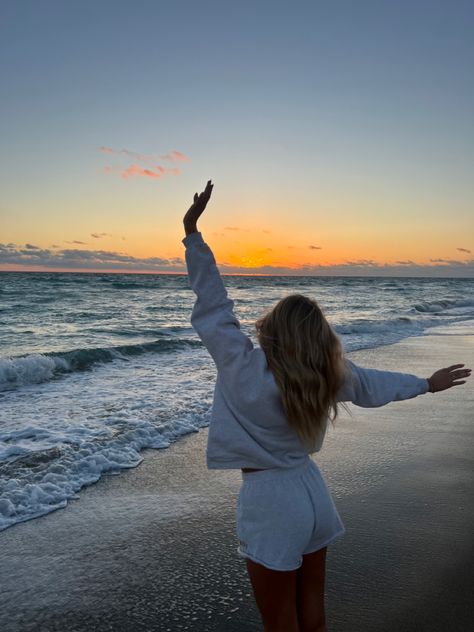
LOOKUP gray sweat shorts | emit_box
[236,456,345,571]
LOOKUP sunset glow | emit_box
[1,2,473,276]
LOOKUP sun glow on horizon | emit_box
[1,3,473,277]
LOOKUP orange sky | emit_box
[1,4,473,277]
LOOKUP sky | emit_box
[1,0,473,276]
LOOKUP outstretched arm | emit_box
[339,360,471,407]
[426,364,471,392]
[182,180,254,369]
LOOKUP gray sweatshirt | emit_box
[182,231,429,470]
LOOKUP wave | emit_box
[0,406,211,532]
[335,317,416,336]
[109,281,155,289]
[412,298,474,314]
[0,338,202,392]
[86,325,191,337]
[335,301,474,351]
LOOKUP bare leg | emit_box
[296,547,327,632]
[245,558,300,631]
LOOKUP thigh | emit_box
[296,547,327,632]
[246,558,299,632]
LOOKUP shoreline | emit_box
[2,319,471,533]
[1,331,473,631]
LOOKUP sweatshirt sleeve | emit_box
[182,231,254,369]
[338,359,429,407]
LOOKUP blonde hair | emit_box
[255,293,346,449]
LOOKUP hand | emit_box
[183,179,214,235]
[427,364,471,393]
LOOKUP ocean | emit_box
[0,271,473,531]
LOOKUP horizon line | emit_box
[0,269,472,280]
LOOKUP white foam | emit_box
[0,354,69,391]
[0,348,214,531]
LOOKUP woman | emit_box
[182,180,471,632]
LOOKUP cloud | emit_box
[120,164,181,180]
[0,242,186,272]
[224,226,251,232]
[216,258,474,277]
[65,240,88,245]
[429,258,464,265]
[262,230,271,234]
[161,150,191,162]
[98,146,191,163]
[91,232,112,239]
[99,146,189,181]
[344,259,376,266]
[2,242,473,277]
[457,247,471,254]
[309,245,322,250]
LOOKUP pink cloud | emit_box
[98,146,191,164]
[156,166,181,176]
[120,164,181,180]
[99,146,154,162]
[161,150,191,162]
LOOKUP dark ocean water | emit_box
[0,271,473,530]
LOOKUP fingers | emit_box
[193,181,213,202]
[449,369,470,387]
[203,180,213,198]
[446,364,465,371]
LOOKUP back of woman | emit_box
[182,180,471,632]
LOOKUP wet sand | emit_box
[1,332,473,631]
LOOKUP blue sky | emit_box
[1,0,473,275]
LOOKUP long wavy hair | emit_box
[255,293,346,449]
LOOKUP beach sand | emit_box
[1,332,473,631]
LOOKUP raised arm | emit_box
[182,181,254,369]
[339,359,471,407]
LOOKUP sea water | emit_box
[0,271,473,530]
